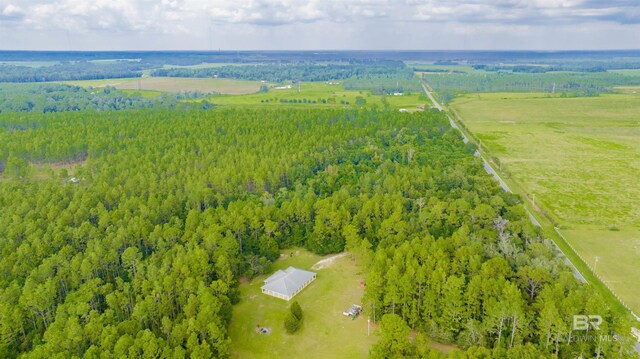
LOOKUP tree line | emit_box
[0,83,212,114]
[423,71,640,96]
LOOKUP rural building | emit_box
[261,267,316,301]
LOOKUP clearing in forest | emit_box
[59,77,265,94]
[229,249,375,359]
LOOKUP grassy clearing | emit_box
[59,77,264,94]
[449,92,640,313]
[613,86,640,94]
[404,62,475,73]
[88,59,141,64]
[0,61,59,67]
[59,78,140,88]
[24,161,84,182]
[206,82,430,110]
[229,249,376,359]
[120,89,164,98]
[609,69,640,76]
[565,228,640,312]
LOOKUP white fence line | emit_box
[554,227,639,321]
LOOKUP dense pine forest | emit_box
[0,107,636,358]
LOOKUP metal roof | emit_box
[261,267,316,298]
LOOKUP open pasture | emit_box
[207,81,429,110]
[59,77,264,94]
[450,92,640,313]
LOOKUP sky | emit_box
[0,0,639,51]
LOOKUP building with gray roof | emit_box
[261,267,317,301]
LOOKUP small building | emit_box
[261,267,316,301]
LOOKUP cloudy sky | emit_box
[1,0,639,50]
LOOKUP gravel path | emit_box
[311,252,350,270]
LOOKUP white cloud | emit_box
[0,0,639,49]
[1,3,24,20]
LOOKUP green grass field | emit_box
[609,69,640,76]
[206,82,429,110]
[404,61,475,73]
[228,250,376,359]
[0,61,60,67]
[59,77,264,94]
[450,92,640,313]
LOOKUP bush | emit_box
[284,301,303,333]
[290,301,302,321]
[284,312,300,334]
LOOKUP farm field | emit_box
[207,82,429,110]
[450,92,640,313]
[228,249,376,359]
[59,77,265,94]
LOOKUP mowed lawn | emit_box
[450,92,640,312]
[59,77,264,94]
[228,249,377,359]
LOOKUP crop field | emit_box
[450,92,640,313]
[59,77,265,94]
[206,82,430,110]
[228,249,376,359]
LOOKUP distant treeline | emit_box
[423,72,640,96]
[5,49,640,65]
[153,62,422,92]
[474,61,640,73]
[0,62,145,83]
[0,83,210,113]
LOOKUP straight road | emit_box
[420,80,582,282]
[421,79,640,352]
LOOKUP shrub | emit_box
[284,312,300,334]
[291,301,302,321]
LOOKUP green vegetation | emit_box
[61,77,265,95]
[2,49,640,358]
[450,92,640,314]
[2,104,631,358]
[0,61,143,82]
[204,82,429,110]
[0,83,184,113]
[285,301,303,334]
[424,71,640,97]
[151,61,422,92]
[0,61,60,68]
[229,250,375,358]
